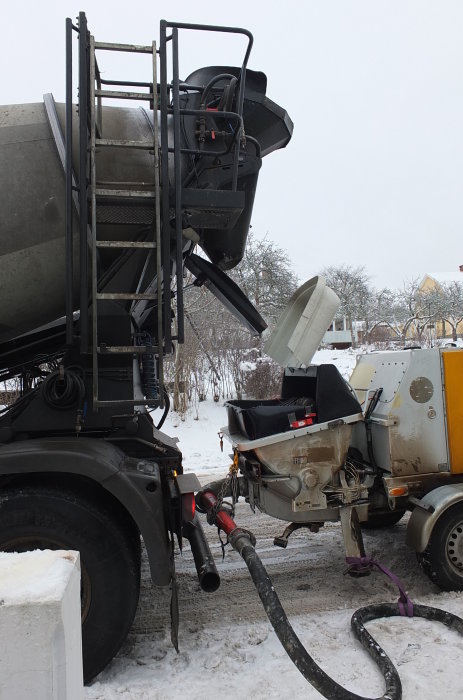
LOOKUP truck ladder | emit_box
[66,13,253,410]
[66,13,164,409]
[88,35,163,409]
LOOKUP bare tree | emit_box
[391,279,443,345]
[169,232,299,411]
[363,288,402,344]
[439,282,463,341]
[231,230,299,327]
[363,279,463,346]
[321,265,372,347]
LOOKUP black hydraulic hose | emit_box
[352,602,463,653]
[155,388,170,430]
[199,489,463,699]
[230,531,463,700]
[41,366,85,409]
[365,388,382,471]
[231,531,400,700]
[200,73,237,108]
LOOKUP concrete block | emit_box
[0,550,84,700]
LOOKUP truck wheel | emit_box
[418,503,463,591]
[0,485,141,683]
[361,510,405,529]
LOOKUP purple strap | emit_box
[346,555,414,617]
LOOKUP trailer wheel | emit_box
[0,485,141,683]
[418,503,463,591]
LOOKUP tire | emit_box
[0,485,141,683]
[361,509,405,529]
[418,503,463,591]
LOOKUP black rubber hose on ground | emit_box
[231,530,463,700]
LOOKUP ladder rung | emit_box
[95,188,155,198]
[98,345,158,354]
[96,293,156,301]
[96,241,156,249]
[94,41,154,54]
[96,138,153,149]
[95,89,153,101]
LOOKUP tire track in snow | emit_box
[132,502,439,638]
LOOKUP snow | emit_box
[84,348,463,697]
[0,550,79,605]
[86,599,463,700]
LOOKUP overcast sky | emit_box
[3,1,463,290]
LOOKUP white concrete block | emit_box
[0,550,84,700]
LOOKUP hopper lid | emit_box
[264,276,340,367]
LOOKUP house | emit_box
[322,317,363,348]
[419,271,463,339]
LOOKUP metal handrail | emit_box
[65,18,74,346]
[78,11,89,353]
[158,20,254,351]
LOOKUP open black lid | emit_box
[185,253,267,335]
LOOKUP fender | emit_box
[0,437,171,585]
[406,484,463,553]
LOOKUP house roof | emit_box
[421,271,463,288]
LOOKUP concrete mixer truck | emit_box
[0,13,292,682]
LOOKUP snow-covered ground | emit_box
[85,348,463,699]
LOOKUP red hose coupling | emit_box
[198,490,238,536]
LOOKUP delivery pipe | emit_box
[198,488,463,700]
[183,513,220,593]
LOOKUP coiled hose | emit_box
[41,366,85,409]
[198,489,463,700]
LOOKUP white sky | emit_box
[3,0,463,290]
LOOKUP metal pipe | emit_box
[65,18,73,346]
[172,28,184,344]
[151,40,164,409]
[78,11,89,353]
[159,20,172,354]
[183,514,220,592]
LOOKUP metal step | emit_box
[95,89,153,101]
[95,138,154,149]
[77,20,164,409]
[96,241,156,249]
[98,344,159,354]
[94,41,153,54]
[95,188,155,199]
[96,292,156,301]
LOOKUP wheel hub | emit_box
[446,522,463,574]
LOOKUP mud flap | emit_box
[169,531,179,651]
[340,505,369,576]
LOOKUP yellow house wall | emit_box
[419,275,463,338]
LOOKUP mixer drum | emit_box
[0,101,158,343]
[0,66,293,344]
